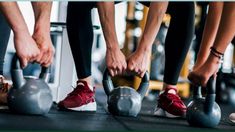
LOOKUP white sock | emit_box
[160,88,177,95]
[77,82,93,91]
[168,89,176,94]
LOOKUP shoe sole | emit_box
[230,118,235,123]
[154,107,184,118]
[67,102,97,111]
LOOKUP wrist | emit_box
[137,37,152,53]
[12,25,30,35]
[106,43,120,51]
[136,45,151,53]
[13,29,31,37]
[34,21,50,35]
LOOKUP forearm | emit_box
[31,1,52,33]
[97,2,119,50]
[213,2,235,53]
[137,2,168,52]
[196,2,223,62]
[0,2,29,34]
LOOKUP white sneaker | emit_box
[229,113,235,123]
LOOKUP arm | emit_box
[188,2,235,87]
[97,2,127,76]
[127,2,168,77]
[31,2,55,67]
[193,2,223,70]
[0,2,40,68]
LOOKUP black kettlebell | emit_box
[102,69,149,117]
[7,54,53,115]
[186,77,221,128]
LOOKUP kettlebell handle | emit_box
[193,86,202,99]
[11,54,50,89]
[39,66,50,82]
[102,68,149,99]
[204,76,216,114]
[102,69,115,96]
[137,71,149,99]
[193,76,216,114]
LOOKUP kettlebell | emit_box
[7,54,53,115]
[102,69,149,117]
[186,77,221,128]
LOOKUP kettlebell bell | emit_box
[186,77,221,128]
[7,54,53,115]
[102,69,149,117]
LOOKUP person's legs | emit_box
[67,2,96,85]
[154,2,195,118]
[0,11,11,104]
[58,2,97,111]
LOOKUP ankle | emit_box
[163,83,177,90]
[162,83,177,94]
[79,76,92,86]
[77,79,94,91]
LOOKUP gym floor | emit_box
[0,87,234,131]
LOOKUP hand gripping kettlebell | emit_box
[7,54,53,115]
[102,69,149,117]
[186,77,221,128]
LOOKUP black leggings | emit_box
[67,2,195,85]
[0,12,11,75]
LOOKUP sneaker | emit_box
[229,113,235,123]
[154,87,186,118]
[58,81,96,111]
[0,75,11,105]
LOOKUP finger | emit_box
[41,54,51,67]
[123,61,127,70]
[31,52,40,63]
[108,69,114,77]
[127,63,135,71]
[134,68,139,74]
[39,53,49,65]
[116,66,123,75]
[140,71,145,78]
[113,70,118,76]
[36,52,43,63]
[42,52,51,66]
[20,58,28,68]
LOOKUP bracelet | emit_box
[210,47,224,56]
[210,50,224,63]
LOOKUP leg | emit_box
[66,2,95,85]
[58,2,97,111]
[163,2,195,86]
[155,2,195,117]
[0,11,11,75]
[0,11,11,105]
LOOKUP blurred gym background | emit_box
[3,1,235,107]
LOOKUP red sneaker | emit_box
[154,87,186,118]
[0,75,12,106]
[58,81,96,111]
